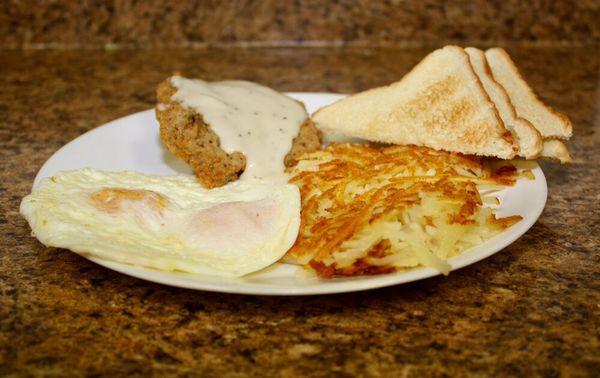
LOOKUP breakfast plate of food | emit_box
[21,46,571,295]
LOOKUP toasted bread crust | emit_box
[156,78,322,188]
[485,48,573,139]
[465,47,543,159]
[459,47,517,155]
[541,139,572,163]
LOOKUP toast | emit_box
[485,48,572,140]
[541,140,572,163]
[465,47,543,159]
[485,48,572,162]
[312,46,517,159]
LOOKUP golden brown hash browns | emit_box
[155,78,322,188]
[285,144,524,277]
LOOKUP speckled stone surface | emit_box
[1,0,599,48]
[0,45,599,376]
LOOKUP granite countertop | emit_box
[2,0,599,48]
[1,45,598,376]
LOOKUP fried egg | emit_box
[20,169,301,277]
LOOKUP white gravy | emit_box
[170,76,308,184]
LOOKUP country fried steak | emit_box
[155,79,322,188]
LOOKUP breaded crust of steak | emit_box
[284,119,323,166]
[156,79,245,188]
[156,78,322,188]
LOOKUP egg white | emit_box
[20,169,301,277]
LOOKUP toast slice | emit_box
[485,48,573,139]
[465,47,543,159]
[541,140,572,163]
[312,46,517,159]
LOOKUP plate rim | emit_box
[32,93,548,296]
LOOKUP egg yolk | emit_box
[90,188,169,214]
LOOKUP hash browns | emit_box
[285,144,523,277]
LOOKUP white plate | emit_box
[34,93,547,295]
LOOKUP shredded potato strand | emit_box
[285,144,526,277]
